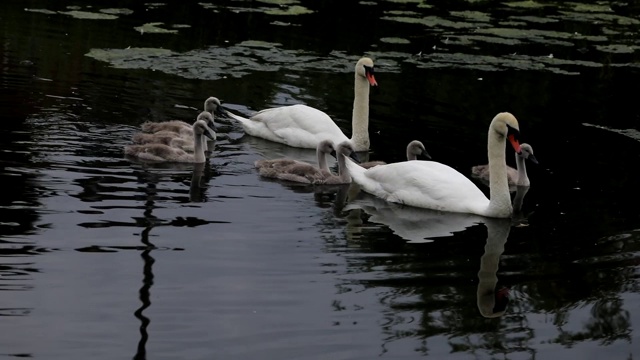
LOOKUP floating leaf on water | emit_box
[595,44,637,54]
[265,5,314,15]
[503,0,552,8]
[450,10,492,22]
[567,2,613,13]
[145,3,167,8]
[172,24,191,29]
[59,10,119,20]
[100,8,134,15]
[86,47,174,64]
[380,37,411,44]
[270,20,300,26]
[134,22,179,34]
[382,15,489,29]
[510,15,559,24]
[24,8,57,15]
[66,5,82,10]
[457,34,522,45]
[554,11,640,26]
[257,0,299,4]
[238,40,282,48]
[360,1,377,5]
[385,10,421,16]
[601,27,620,35]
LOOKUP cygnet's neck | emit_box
[337,152,352,183]
[515,153,530,186]
[317,149,330,172]
[193,133,206,163]
[351,75,370,151]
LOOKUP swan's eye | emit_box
[363,65,374,75]
[506,124,520,140]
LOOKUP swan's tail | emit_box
[225,109,251,126]
[344,157,367,186]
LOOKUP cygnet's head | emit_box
[204,97,226,118]
[407,140,431,160]
[518,143,538,164]
[316,139,335,155]
[355,57,377,86]
[331,141,360,163]
[196,111,216,139]
[193,118,216,140]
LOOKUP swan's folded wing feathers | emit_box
[363,161,489,212]
[253,105,348,148]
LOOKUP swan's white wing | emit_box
[252,105,349,148]
[359,160,490,214]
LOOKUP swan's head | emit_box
[518,143,538,164]
[492,112,521,154]
[317,139,335,155]
[331,141,360,163]
[204,97,226,118]
[356,57,377,86]
[407,140,431,160]
[193,117,216,140]
[196,111,217,138]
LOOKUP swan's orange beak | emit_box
[366,73,378,86]
[508,134,521,154]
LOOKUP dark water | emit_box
[1,0,640,359]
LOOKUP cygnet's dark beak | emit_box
[214,106,227,118]
[204,127,216,140]
[349,152,360,163]
[422,149,432,160]
[528,154,539,164]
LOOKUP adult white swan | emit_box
[343,112,523,218]
[224,57,378,151]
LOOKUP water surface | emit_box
[1,0,639,359]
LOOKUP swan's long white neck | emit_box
[337,152,352,183]
[351,74,370,151]
[193,133,206,163]
[486,128,513,217]
[515,153,529,186]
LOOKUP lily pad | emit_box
[450,11,491,22]
[265,5,314,15]
[134,22,179,34]
[59,10,119,20]
[380,37,411,44]
[24,8,57,15]
[503,1,552,8]
[238,40,282,48]
[100,8,134,15]
[595,44,637,54]
[257,0,300,4]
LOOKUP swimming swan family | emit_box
[255,140,359,185]
[344,112,523,218]
[225,57,377,151]
[124,114,215,163]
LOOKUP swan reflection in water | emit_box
[477,218,512,318]
[340,184,532,317]
[341,183,531,243]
